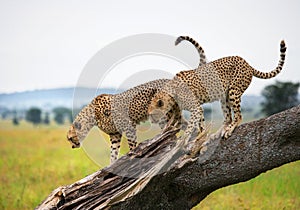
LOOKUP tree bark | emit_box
[36,105,300,210]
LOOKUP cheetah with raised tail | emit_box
[148,37,286,140]
[67,36,208,164]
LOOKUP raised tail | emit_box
[253,40,287,79]
[175,36,207,66]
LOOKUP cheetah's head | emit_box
[67,104,96,149]
[67,122,82,148]
[148,91,176,124]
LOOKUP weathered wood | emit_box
[36,105,300,210]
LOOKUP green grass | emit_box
[194,161,300,209]
[0,120,299,209]
[0,120,98,209]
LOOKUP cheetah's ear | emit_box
[103,109,111,116]
[74,122,82,130]
[157,99,164,107]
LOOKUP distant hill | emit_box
[0,87,116,110]
[0,87,267,111]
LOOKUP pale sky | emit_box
[0,0,299,95]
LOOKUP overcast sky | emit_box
[0,0,299,95]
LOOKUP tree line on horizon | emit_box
[11,106,74,126]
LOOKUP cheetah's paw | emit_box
[221,124,238,139]
[221,126,233,139]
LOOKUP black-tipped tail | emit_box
[175,36,207,66]
[253,40,286,79]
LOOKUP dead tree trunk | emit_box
[36,105,300,210]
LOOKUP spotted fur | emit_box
[149,38,286,139]
[67,37,208,164]
[67,80,182,163]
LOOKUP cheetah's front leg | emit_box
[157,110,187,131]
[110,133,122,164]
[221,98,233,127]
[125,124,137,152]
[157,115,169,130]
[212,99,233,139]
[184,106,205,141]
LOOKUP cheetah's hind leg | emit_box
[221,95,242,139]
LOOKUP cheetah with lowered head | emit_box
[67,36,208,163]
[67,79,180,163]
[148,37,286,140]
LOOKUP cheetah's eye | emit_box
[157,99,164,107]
[74,122,81,130]
[103,109,110,116]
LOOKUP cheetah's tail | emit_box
[253,40,287,79]
[175,36,207,66]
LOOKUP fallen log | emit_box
[36,105,300,210]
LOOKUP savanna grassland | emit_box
[0,120,299,210]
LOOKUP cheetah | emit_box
[148,37,286,140]
[67,36,208,164]
[67,79,177,164]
